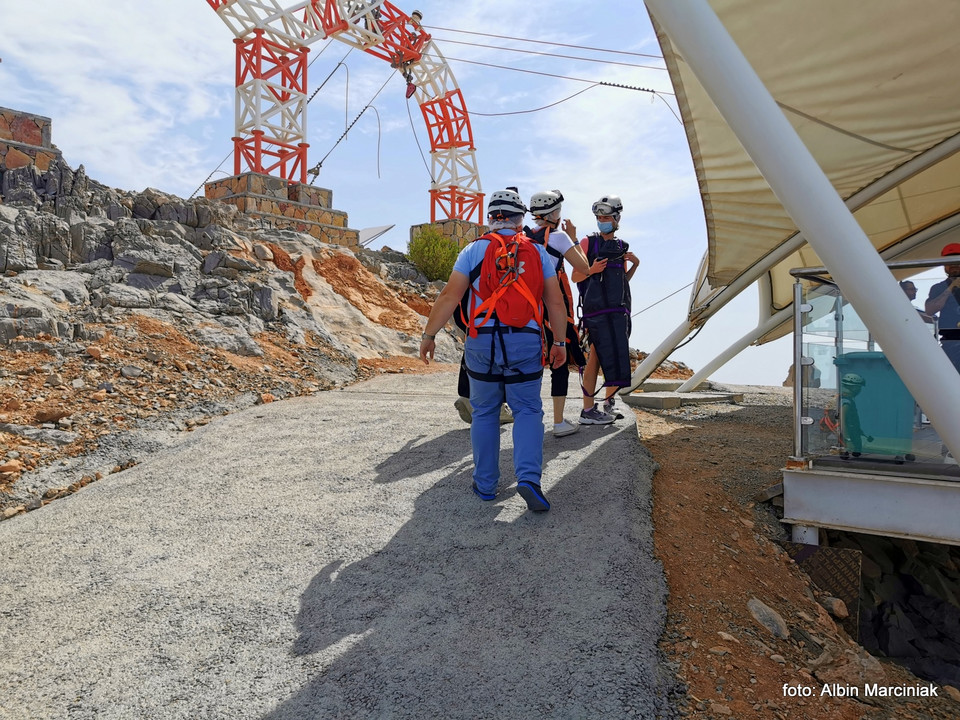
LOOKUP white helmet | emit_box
[487,189,527,218]
[592,195,624,216]
[529,189,564,217]
[841,372,866,387]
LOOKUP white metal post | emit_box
[644,0,960,460]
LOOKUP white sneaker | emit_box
[553,419,580,437]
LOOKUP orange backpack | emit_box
[467,232,544,336]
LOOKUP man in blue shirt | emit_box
[925,243,960,373]
[419,189,568,512]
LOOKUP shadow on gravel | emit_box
[265,418,676,720]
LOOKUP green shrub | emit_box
[408,225,460,282]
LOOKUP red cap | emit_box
[941,243,960,257]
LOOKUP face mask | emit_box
[598,221,615,234]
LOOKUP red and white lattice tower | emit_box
[204,0,484,223]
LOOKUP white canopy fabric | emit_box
[654,0,960,343]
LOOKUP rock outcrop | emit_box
[0,155,460,368]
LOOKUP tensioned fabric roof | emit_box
[653,0,960,343]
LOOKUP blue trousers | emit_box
[464,331,545,496]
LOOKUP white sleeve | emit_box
[546,229,575,256]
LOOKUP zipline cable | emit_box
[309,70,397,183]
[429,36,667,72]
[422,53,672,95]
[631,282,694,318]
[470,84,599,117]
[423,24,665,60]
[406,95,436,183]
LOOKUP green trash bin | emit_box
[834,351,915,456]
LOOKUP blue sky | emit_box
[9,0,933,386]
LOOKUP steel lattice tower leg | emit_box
[233,29,309,184]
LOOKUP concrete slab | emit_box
[621,392,681,409]
[630,378,710,392]
[621,391,744,409]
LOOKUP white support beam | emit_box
[675,307,793,392]
[644,0,960,461]
[622,318,697,393]
[784,469,960,546]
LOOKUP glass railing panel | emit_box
[798,285,955,473]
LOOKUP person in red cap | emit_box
[925,243,960,372]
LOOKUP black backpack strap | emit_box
[455,260,484,332]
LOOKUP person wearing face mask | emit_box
[570,195,640,424]
[925,243,960,373]
[523,189,604,437]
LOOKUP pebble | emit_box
[121,366,143,379]
[821,596,849,619]
[0,459,23,474]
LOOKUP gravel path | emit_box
[0,371,678,719]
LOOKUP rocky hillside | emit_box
[0,157,692,517]
[0,157,464,513]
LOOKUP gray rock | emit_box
[0,205,21,224]
[75,258,113,274]
[193,325,263,356]
[157,293,198,313]
[223,255,260,272]
[132,259,175,278]
[1,165,43,206]
[0,222,38,271]
[98,284,154,309]
[211,266,239,281]
[203,251,226,274]
[747,597,789,639]
[0,423,78,445]
[126,273,171,292]
[13,270,90,305]
[252,285,279,321]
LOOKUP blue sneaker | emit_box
[516,481,550,512]
[472,482,497,501]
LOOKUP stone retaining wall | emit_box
[411,219,487,247]
[205,173,358,248]
[0,107,61,174]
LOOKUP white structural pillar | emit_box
[644,0,960,460]
[623,318,696,392]
[675,308,793,392]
